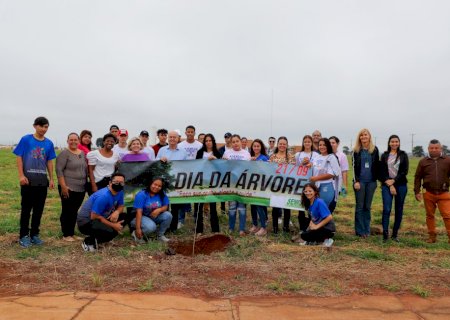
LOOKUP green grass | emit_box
[1,149,450,296]
[343,248,396,261]
[138,279,154,292]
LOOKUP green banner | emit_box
[118,159,311,210]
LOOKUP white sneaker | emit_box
[159,235,170,243]
[177,222,184,229]
[81,241,96,252]
[289,221,294,227]
[131,231,146,244]
[323,238,334,247]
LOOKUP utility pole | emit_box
[411,133,415,153]
[270,89,274,137]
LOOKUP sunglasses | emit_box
[111,181,125,186]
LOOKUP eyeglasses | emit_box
[269,140,275,143]
[111,181,125,186]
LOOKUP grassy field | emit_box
[0,148,449,298]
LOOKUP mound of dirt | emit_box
[169,234,232,256]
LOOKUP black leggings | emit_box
[194,203,220,233]
[272,207,291,233]
[78,213,127,246]
[58,186,85,237]
[301,228,334,243]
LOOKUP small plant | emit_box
[266,282,283,292]
[285,281,305,292]
[138,279,154,292]
[383,283,400,292]
[412,285,430,298]
[91,272,104,287]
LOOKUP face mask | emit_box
[111,183,124,192]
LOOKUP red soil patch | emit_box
[169,234,232,256]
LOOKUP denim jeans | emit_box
[251,205,267,228]
[319,182,335,208]
[228,201,246,231]
[354,181,377,236]
[131,211,172,237]
[381,184,407,237]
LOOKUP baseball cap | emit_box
[119,129,128,136]
[140,130,149,136]
[224,132,232,138]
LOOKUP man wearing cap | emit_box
[414,139,450,244]
[156,130,188,232]
[112,129,129,160]
[139,130,156,160]
[109,125,120,139]
[219,132,233,156]
[152,128,168,157]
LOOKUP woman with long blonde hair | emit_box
[352,128,380,238]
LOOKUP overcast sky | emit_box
[1,0,449,150]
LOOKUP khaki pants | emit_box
[423,191,450,237]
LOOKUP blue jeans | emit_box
[354,181,377,236]
[381,184,407,237]
[319,182,335,208]
[251,205,267,228]
[229,201,246,232]
[131,211,172,237]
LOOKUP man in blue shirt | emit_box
[156,130,187,232]
[13,117,56,248]
[77,173,126,252]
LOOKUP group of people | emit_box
[13,117,450,251]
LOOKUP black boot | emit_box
[383,230,388,242]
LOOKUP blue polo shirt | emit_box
[156,146,187,161]
[77,187,124,226]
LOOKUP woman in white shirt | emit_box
[86,133,120,192]
[310,138,341,211]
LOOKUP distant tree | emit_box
[442,145,449,156]
[96,137,103,148]
[342,146,350,155]
[412,146,425,157]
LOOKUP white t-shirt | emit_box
[335,151,349,191]
[112,144,128,160]
[142,146,156,160]
[223,149,251,161]
[178,140,203,160]
[312,154,341,186]
[86,150,120,182]
[294,151,319,167]
[201,151,213,159]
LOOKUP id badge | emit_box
[365,162,370,169]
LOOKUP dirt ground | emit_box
[1,232,449,299]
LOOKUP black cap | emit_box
[224,132,232,138]
[140,130,149,136]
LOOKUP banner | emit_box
[118,159,311,210]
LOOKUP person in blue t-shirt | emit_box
[131,177,172,243]
[77,173,126,252]
[13,117,57,248]
[300,183,336,247]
